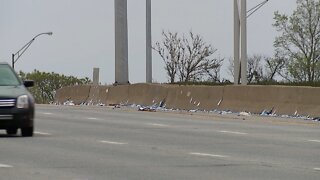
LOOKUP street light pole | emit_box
[240,0,248,85]
[12,32,53,69]
[233,0,269,85]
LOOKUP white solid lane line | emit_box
[100,140,128,145]
[219,130,248,135]
[308,140,320,143]
[148,123,170,127]
[0,163,13,168]
[189,152,228,158]
[34,131,51,136]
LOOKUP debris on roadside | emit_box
[63,100,75,106]
[189,109,198,113]
[110,104,121,109]
[261,107,276,116]
[313,117,320,121]
[138,106,156,112]
[55,98,319,123]
[219,110,233,115]
[239,111,251,116]
[96,103,105,106]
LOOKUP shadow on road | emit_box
[0,134,21,138]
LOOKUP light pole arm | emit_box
[12,32,53,69]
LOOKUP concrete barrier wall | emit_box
[104,85,130,105]
[55,84,320,117]
[220,86,296,114]
[127,83,168,106]
[218,85,320,116]
[55,85,91,105]
[165,85,223,110]
[285,87,320,117]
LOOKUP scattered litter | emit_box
[56,98,319,122]
[159,100,166,108]
[239,111,251,116]
[281,115,290,118]
[138,106,156,112]
[217,99,222,106]
[63,100,75,106]
[219,110,233,115]
[261,107,276,116]
[113,104,121,109]
[313,117,320,121]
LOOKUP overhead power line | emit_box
[247,0,269,18]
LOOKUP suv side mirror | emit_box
[24,80,34,87]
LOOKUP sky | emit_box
[0,0,297,84]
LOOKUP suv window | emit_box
[0,64,21,86]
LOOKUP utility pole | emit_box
[146,0,152,83]
[240,0,247,85]
[234,0,269,85]
[234,0,240,85]
[114,0,129,85]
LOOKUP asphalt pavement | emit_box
[0,105,319,180]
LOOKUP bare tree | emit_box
[154,31,223,83]
[228,54,268,83]
[247,54,264,83]
[265,51,287,81]
[153,31,182,83]
[202,57,224,82]
[178,32,223,82]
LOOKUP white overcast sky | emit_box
[0,0,297,84]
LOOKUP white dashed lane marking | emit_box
[219,130,248,135]
[100,140,128,145]
[148,123,170,127]
[189,152,228,158]
[42,112,53,115]
[308,140,320,143]
[87,117,98,120]
[314,168,320,171]
[0,163,13,168]
[34,131,51,136]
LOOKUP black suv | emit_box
[0,62,35,136]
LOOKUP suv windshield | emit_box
[0,64,21,86]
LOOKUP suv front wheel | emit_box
[21,127,34,137]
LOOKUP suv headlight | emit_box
[17,95,29,109]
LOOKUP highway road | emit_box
[0,105,320,180]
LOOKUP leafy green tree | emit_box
[273,0,320,82]
[19,70,91,104]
